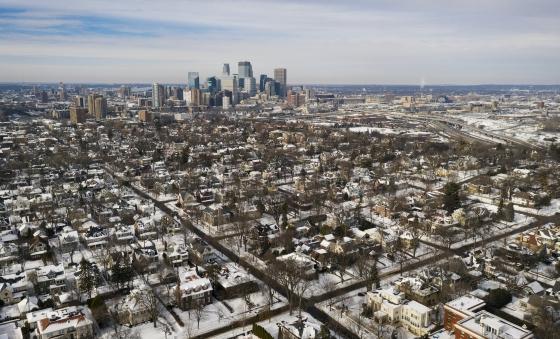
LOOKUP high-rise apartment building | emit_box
[74,95,86,108]
[238,61,253,78]
[87,94,102,115]
[70,106,87,124]
[274,68,287,97]
[152,83,165,108]
[188,72,200,89]
[287,90,305,108]
[94,97,107,119]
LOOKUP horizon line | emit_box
[1,82,560,87]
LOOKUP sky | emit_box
[0,0,559,85]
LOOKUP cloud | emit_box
[0,0,559,84]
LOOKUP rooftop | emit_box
[456,311,533,339]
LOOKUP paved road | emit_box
[103,162,558,339]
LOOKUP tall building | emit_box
[74,95,86,108]
[172,86,183,100]
[87,94,102,115]
[287,90,305,108]
[207,77,218,94]
[259,74,268,92]
[274,68,287,97]
[190,88,202,106]
[70,106,87,124]
[222,63,230,76]
[221,76,238,103]
[188,72,200,89]
[238,61,253,78]
[94,97,108,119]
[152,83,165,108]
[58,82,66,100]
[244,77,257,96]
[119,86,131,98]
[222,95,231,109]
[304,88,315,101]
[265,79,276,97]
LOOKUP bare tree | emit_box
[406,221,426,257]
[138,288,161,328]
[375,316,390,339]
[319,276,338,310]
[270,258,306,315]
[193,301,206,329]
[261,282,275,322]
[387,240,408,275]
[233,215,251,252]
[529,297,560,339]
[293,274,312,318]
[332,253,353,283]
[111,323,142,339]
[435,226,455,252]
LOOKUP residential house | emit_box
[34,306,94,339]
[454,311,533,339]
[174,268,212,310]
[367,287,433,336]
[444,295,486,332]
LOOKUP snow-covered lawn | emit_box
[513,198,560,217]
[212,311,334,339]
[172,290,287,338]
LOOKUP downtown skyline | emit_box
[0,0,559,84]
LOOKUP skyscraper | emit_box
[259,74,268,92]
[238,61,253,78]
[172,86,184,100]
[221,76,238,96]
[74,95,86,108]
[222,63,230,76]
[152,83,165,108]
[188,72,200,89]
[265,79,276,97]
[274,68,287,97]
[87,94,102,114]
[244,77,257,96]
[94,97,108,119]
[207,77,218,94]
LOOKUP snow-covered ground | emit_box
[212,311,338,339]
[513,198,560,217]
[171,289,287,338]
[454,112,558,147]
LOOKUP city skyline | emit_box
[0,0,559,84]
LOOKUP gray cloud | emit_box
[0,0,559,84]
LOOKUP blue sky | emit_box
[0,0,559,84]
